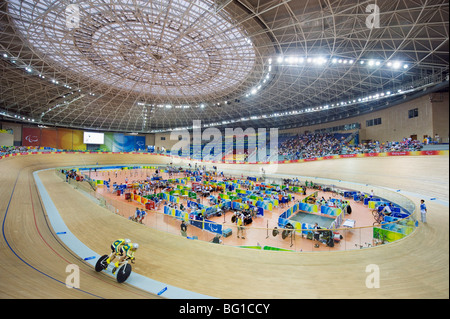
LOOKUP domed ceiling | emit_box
[0,0,448,132]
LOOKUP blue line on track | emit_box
[1,172,104,299]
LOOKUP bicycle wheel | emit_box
[95,255,109,272]
[116,263,132,283]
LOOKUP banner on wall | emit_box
[99,133,114,152]
[110,134,145,152]
[22,127,147,152]
[123,135,146,152]
[72,129,86,151]
[57,128,73,149]
[41,128,58,149]
[22,127,41,147]
[111,133,124,152]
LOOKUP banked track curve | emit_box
[0,153,448,299]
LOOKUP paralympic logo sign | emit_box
[203,220,223,235]
[25,135,39,144]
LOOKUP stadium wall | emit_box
[1,92,448,149]
[0,131,14,146]
[281,92,449,143]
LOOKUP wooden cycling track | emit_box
[0,153,448,299]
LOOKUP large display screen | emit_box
[83,132,104,144]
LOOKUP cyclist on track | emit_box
[137,209,147,224]
[106,238,130,265]
[132,208,141,222]
[112,242,139,274]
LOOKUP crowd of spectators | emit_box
[0,132,439,161]
[341,138,424,155]
[278,133,346,160]
[278,133,425,160]
[0,146,30,157]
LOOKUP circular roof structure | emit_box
[0,0,448,132]
[8,0,258,98]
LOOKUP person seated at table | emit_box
[327,197,334,207]
[380,203,392,216]
[318,197,325,207]
[179,203,185,211]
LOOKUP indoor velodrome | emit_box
[0,0,448,303]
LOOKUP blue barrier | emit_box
[320,206,341,216]
[190,214,203,229]
[278,217,289,228]
[203,220,223,235]
[364,197,378,205]
[344,191,357,198]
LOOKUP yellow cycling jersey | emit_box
[112,239,126,253]
[122,243,136,259]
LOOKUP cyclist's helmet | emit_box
[124,238,131,244]
[132,243,139,250]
